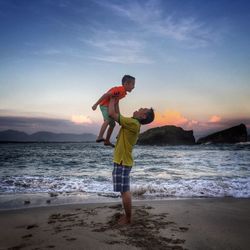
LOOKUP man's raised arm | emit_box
[108,97,119,122]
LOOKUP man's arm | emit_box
[115,101,120,114]
[92,92,112,110]
[108,97,119,122]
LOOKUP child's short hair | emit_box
[140,108,155,125]
[122,75,135,85]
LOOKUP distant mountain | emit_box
[0,130,96,142]
[0,130,30,141]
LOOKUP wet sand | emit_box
[0,198,249,250]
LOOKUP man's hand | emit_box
[109,97,119,122]
[115,101,120,114]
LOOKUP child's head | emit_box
[133,108,155,125]
[122,75,135,92]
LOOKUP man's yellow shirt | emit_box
[113,115,141,167]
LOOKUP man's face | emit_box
[133,108,149,119]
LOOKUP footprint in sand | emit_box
[8,243,26,250]
[108,204,122,210]
[22,234,32,239]
[65,237,77,241]
[89,206,189,250]
[26,224,38,229]
[179,226,189,232]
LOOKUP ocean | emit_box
[0,142,249,209]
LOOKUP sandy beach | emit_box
[0,198,249,250]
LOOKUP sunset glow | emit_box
[209,115,222,123]
[71,115,92,125]
[153,111,189,126]
[0,0,249,136]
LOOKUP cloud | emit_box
[209,115,221,123]
[71,115,92,124]
[29,45,85,59]
[90,55,153,64]
[32,49,62,56]
[0,116,98,134]
[97,0,224,48]
[153,110,189,126]
[85,37,143,52]
[82,30,153,64]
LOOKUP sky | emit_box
[0,0,250,139]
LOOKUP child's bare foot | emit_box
[96,138,105,143]
[118,215,131,225]
[104,141,115,147]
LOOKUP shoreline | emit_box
[0,198,249,249]
[0,192,121,211]
[2,191,249,211]
[0,192,198,211]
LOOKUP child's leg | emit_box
[96,120,109,141]
[105,122,115,144]
[97,105,110,142]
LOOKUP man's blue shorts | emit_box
[112,163,131,192]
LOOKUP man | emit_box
[109,97,155,224]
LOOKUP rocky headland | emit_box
[137,124,248,145]
[137,125,196,145]
[197,124,248,144]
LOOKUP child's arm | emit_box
[92,92,112,110]
[108,97,119,122]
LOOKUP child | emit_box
[92,75,135,147]
[108,96,154,224]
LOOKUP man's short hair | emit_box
[140,108,155,125]
[122,75,135,85]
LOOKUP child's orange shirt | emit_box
[99,86,127,107]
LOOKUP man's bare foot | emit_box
[118,215,131,225]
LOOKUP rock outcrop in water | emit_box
[137,125,195,145]
[197,124,248,144]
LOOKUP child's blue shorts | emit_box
[112,163,131,192]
